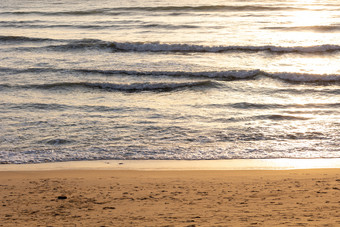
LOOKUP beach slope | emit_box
[1,169,340,226]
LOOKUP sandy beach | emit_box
[1,167,340,226]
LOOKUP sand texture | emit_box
[1,169,340,226]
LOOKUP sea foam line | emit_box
[2,67,340,83]
[0,5,306,16]
[0,81,216,92]
[0,35,54,42]
[263,25,340,32]
[49,40,340,54]
[2,36,340,54]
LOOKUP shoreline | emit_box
[0,158,340,171]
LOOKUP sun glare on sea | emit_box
[286,0,331,31]
[273,0,337,74]
[289,11,330,27]
[281,0,331,37]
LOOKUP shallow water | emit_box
[1,0,340,163]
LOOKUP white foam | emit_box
[88,81,213,91]
[110,42,340,53]
[269,72,340,82]
[53,39,340,54]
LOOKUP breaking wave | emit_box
[3,81,216,92]
[0,35,54,42]
[2,36,340,54]
[229,102,340,109]
[2,67,340,83]
[0,23,199,30]
[263,25,340,32]
[46,39,340,54]
[0,5,305,16]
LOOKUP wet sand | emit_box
[1,168,340,226]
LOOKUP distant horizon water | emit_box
[1,0,340,164]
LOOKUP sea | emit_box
[1,0,340,164]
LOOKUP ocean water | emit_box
[1,0,340,164]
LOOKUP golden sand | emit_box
[1,169,340,226]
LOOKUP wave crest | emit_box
[0,5,304,16]
[48,39,340,54]
[263,25,340,33]
[15,81,216,92]
[2,36,340,54]
[0,35,53,42]
[2,67,340,83]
